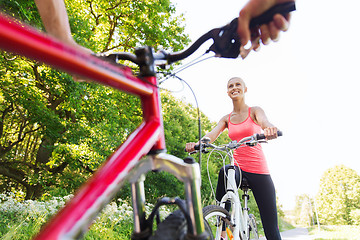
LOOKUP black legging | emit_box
[215,165,281,240]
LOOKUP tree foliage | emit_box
[316,165,360,225]
[115,90,222,205]
[293,194,315,226]
[0,0,189,199]
[0,1,280,227]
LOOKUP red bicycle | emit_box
[0,2,295,239]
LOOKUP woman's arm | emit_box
[185,114,228,152]
[252,106,278,139]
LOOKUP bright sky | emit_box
[163,0,360,210]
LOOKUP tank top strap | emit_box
[228,107,252,125]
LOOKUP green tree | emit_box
[162,90,229,206]
[115,90,220,204]
[293,194,314,226]
[0,0,189,199]
[316,165,360,225]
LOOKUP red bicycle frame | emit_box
[0,2,297,238]
[0,13,204,239]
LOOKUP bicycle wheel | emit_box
[247,214,259,240]
[149,210,211,240]
[202,205,233,240]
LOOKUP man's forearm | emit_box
[34,0,74,44]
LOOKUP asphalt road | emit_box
[259,227,311,240]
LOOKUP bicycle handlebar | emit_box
[255,130,283,140]
[103,2,295,65]
[189,131,282,154]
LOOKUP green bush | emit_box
[0,192,171,239]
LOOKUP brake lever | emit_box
[228,140,240,149]
[208,2,296,58]
[246,141,258,147]
[189,150,198,155]
[208,18,240,58]
[188,148,209,155]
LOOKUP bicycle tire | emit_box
[247,214,259,240]
[149,210,212,240]
[202,205,233,240]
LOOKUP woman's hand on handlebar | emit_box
[238,0,294,52]
[263,126,279,140]
[185,142,199,153]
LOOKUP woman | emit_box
[185,77,281,240]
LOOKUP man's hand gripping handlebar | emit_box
[98,2,295,65]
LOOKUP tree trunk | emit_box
[25,184,44,200]
[36,137,55,165]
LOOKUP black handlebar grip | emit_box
[184,144,200,152]
[256,131,283,140]
[249,2,296,28]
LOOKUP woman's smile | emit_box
[230,89,241,96]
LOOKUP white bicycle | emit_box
[194,132,282,240]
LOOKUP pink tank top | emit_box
[228,108,269,174]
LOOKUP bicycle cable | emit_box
[171,74,203,167]
[228,145,247,193]
[157,51,216,170]
[126,53,213,89]
[206,148,226,203]
[158,52,215,85]
[221,149,240,198]
[207,145,249,204]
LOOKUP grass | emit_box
[0,192,171,240]
[279,217,295,232]
[4,192,359,240]
[308,225,360,240]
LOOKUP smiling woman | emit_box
[185,76,283,239]
[227,77,247,98]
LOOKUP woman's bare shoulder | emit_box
[219,113,230,123]
[250,106,265,115]
[214,114,229,129]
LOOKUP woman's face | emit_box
[227,78,247,99]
